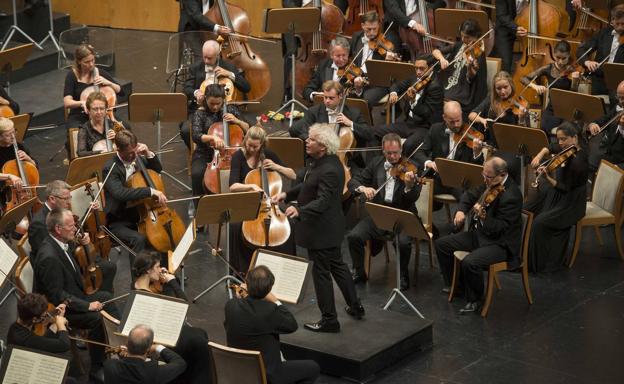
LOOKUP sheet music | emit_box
[255,251,309,304]
[2,348,68,384]
[170,221,195,273]
[0,239,18,288]
[121,293,189,347]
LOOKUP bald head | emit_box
[127,324,154,355]
[202,40,220,66]
[442,100,463,132]
[486,156,508,175]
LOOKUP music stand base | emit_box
[383,288,424,318]
[0,287,16,307]
[192,274,242,303]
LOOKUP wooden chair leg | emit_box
[494,274,501,290]
[568,223,584,268]
[448,258,459,302]
[614,221,624,261]
[364,240,371,280]
[480,268,496,317]
[522,263,534,304]
[593,225,604,245]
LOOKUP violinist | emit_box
[434,157,523,314]
[303,37,350,102]
[520,40,580,135]
[102,130,166,259]
[525,122,588,272]
[577,4,624,95]
[132,252,213,384]
[77,92,131,157]
[182,40,250,149]
[347,133,421,290]
[34,208,120,382]
[229,126,296,273]
[470,71,528,131]
[190,83,250,199]
[373,56,444,156]
[587,80,624,173]
[494,0,528,73]
[432,19,488,116]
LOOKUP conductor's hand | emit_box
[152,190,168,205]
[271,192,286,204]
[453,211,465,229]
[588,122,601,135]
[584,60,600,72]
[359,186,376,201]
[88,301,104,312]
[284,205,299,218]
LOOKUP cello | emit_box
[342,0,385,36]
[241,153,291,248]
[204,0,271,101]
[79,67,118,118]
[72,214,103,295]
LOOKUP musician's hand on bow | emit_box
[388,92,398,104]
[453,211,465,228]
[89,200,101,211]
[412,22,425,35]
[584,60,600,72]
[439,58,450,70]
[406,87,417,100]
[271,192,286,204]
[358,186,376,201]
[516,26,528,37]
[472,138,484,155]
[425,160,438,173]
[214,66,233,79]
[217,25,232,35]
[385,51,400,61]
[208,135,225,150]
[284,205,299,218]
[7,174,22,190]
[588,122,601,135]
[473,202,486,220]
[354,76,365,89]
[249,184,264,193]
[151,189,167,205]
[531,83,547,95]
[88,301,104,312]
[336,113,353,127]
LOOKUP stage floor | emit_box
[1,28,624,384]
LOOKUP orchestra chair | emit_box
[568,160,624,268]
[101,311,129,358]
[218,169,231,194]
[208,341,267,384]
[14,256,34,294]
[448,210,534,318]
[485,57,502,91]
[16,233,30,260]
[68,127,80,160]
[434,193,456,223]
[415,177,435,272]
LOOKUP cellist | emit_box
[0,117,32,199]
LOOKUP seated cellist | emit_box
[0,117,33,192]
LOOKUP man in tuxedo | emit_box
[274,123,364,332]
[181,39,251,149]
[347,133,421,289]
[302,37,350,102]
[372,57,444,156]
[578,4,624,95]
[435,157,523,314]
[224,265,320,384]
[102,130,166,263]
[494,0,528,73]
[587,80,624,172]
[104,324,186,384]
[34,208,120,381]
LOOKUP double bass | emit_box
[342,0,385,36]
[399,0,436,59]
[205,0,271,101]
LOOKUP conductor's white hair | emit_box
[309,123,340,155]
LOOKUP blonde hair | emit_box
[490,71,515,116]
[242,125,268,154]
[322,80,344,95]
[308,123,339,155]
[0,117,14,133]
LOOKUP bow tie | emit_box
[384,161,393,171]
[60,242,69,252]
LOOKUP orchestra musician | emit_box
[373,56,444,156]
[0,116,35,171]
[103,324,187,384]
[132,252,212,384]
[228,125,296,273]
[102,130,166,261]
[182,40,250,149]
[273,123,365,332]
[432,19,488,117]
[77,92,131,157]
[34,208,120,382]
[525,122,588,272]
[435,157,523,314]
[520,40,580,135]
[577,4,624,96]
[587,80,624,172]
[302,37,350,103]
[177,0,232,35]
[225,265,321,384]
[494,0,528,73]
[347,133,421,290]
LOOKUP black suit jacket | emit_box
[285,154,345,249]
[289,103,372,145]
[28,204,50,263]
[390,75,443,127]
[302,58,335,102]
[103,348,187,384]
[183,60,251,108]
[595,109,624,165]
[178,0,216,32]
[383,0,445,33]
[414,122,482,170]
[224,297,297,379]
[495,0,518,35]
[348,155,421,211]
[102,155,162,224]
[578,26,624,93]
[458,177,524,263]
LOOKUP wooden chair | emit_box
[568,160,624,268]
[14,256,34,294]
[312,94,373,125]
[448,210,534,317]
[68,127,80,160]
[208,341,267,384]
[16,233,31,260]
[434,193,456,223]
[485,57,502,91]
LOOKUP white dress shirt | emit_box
[50,235,78,273]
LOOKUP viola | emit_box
[532,145,577,188]
[33,299,70,337]
[72,214,103,295]
[472,183,505,222]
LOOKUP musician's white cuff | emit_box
[214,25,220,33]
[424,160,433,169]
[155,345,165,354]
[408,20,416,29]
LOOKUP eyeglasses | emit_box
[90,107,106,112]
[53,195,71,201]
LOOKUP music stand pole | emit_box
[1,0,43,51]
[38,0,62,52]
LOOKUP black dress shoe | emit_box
[345,303,365,320]
[304,319,340,333]
[459,301,479,315]
[400,274,410,291]
[351,271,367,284]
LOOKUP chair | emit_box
[312,94,373,125]
[14,256,34,294]
[568,160,624,268]
[218,168,231,194]
[208,341,267,384]
[68,127,80,160]
[448,210,534,317]
[485,57,502,91]
[434,193,456,223]
[16,233,31,260]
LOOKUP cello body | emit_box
[398,0,436,60]
[342,0,385,36]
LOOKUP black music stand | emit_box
[264,7,320,127]
[129,93,190,190]
[550,88,605,124]
[365,202,428,318]
[0,239,19,307]
[0,43,34,96]
[435,158,483,190]
[492,123,549,198]
[603,63,624,91]
[366,59,415,123]
[0,0,42,51]
[192,192,261,302]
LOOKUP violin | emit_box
[368,35,400,60]
[472,183,505,222]
[33,300,70,337]
[241,154,291,248]
[498,95,529,117]
[532,145,577,188]
[464,40,485,62]
[72,214,103,295]
[389,158,422,183]
[337,64,367,88]
[229,283,248,298]
[452,123,485,149]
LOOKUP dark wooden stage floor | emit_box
[1,28,623,384]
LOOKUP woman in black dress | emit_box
[525,122,588,272]
[229,125,296,273]
[132,252,212,384]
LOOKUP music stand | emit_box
[365,202,428,318]
[10,113,30,143]
[434,9,490,40]
[264,7,320,127]
[492,123,549,197]
[365,60,415,123]
[0,43,34,96]
[0,239,19,307]
[266,137,305,170]
[435,158,483,190]
[128,93,190,190]
[167,219,196,291]
[602,63,624,91]
[0,0,42,51]
[38,0,62,52]
[192,192,261,302]
[550,88,605,124]
[64,152,115,185]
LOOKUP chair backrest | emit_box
[592,160,624,216]
[68,128,80,160]
[519,210,534,267]
[218,169,231,194]
[415,178,434,229]
[16,233,31,260]
[14,256,34,294]
[485,57,501,91]
[208,341,267,384]
[100,310,127,349]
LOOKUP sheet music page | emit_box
[0,239,18,288]
[255,251,309,303]
[2,348,68,384]
[121,293,189,347]
[171,221,195,273]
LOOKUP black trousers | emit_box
[108,220,147,267]
[172,325,212,384]
[180,119,193,150]
[347,215,412,276]
[95,258,116,294]
[269,360,321,384]
[494,30,515,74]
[308,246,359,323]
[358,85,388,111]
[191,154,208,198]
[435,231,507,302]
